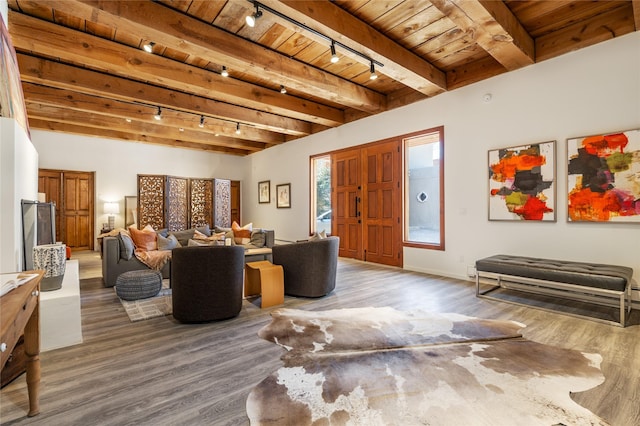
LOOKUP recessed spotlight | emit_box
[179,127,184,132]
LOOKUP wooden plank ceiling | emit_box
[8,0,639,156]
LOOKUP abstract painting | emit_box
[488,141,556,221]
[0,18,29,135]
[567,129,640,222]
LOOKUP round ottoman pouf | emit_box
[115,270,163,301]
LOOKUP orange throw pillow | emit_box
[231,221,252,244]
[128,225,157,251]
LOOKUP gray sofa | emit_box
[272,236,339,297]
[102,228,274,287]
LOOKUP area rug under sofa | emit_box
[246,307,608,425]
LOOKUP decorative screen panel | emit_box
[166,176,189,232]
[138,174,165,230]
[190,178,213,228]
[214,178,231,228]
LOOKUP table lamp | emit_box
[104,202,120,230]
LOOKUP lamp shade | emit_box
[104,202,120,214]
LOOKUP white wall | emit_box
[31,133,247,237]
[1,118,39,272]
[245,32,640,293]
[26,33,640,297]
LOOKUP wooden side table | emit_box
[1,271,44,417]
[244,261,284,308]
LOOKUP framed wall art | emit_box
[258,180,270,204]
[0,18,29,135]
[276,183,291,209]
[488,141,556,221]
[567,129,640,223]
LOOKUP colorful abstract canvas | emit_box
[567,129,640,223]
[488,141,556,221]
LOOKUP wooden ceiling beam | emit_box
[27,118,251,156]
[16,54,311,137]
[429,0,534,70]
[634,0,640,31]
[8,10,344,127]
[260,0,447,97]
[26,102,267,152]
[21,82,285,145]
[535,4,636,62]
[51,0,387,114]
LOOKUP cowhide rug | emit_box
[246,307,607,425]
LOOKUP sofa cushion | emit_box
[194,229,225,243]
[232,221,252,244]
[118,232,135,260]
[169,229,196,247]
[195,224,212,237]
[250,229,267,248]
[187,238,216,247]
[129,226,157,251]
[157,233,180,250]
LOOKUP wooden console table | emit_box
[1,271,43,417]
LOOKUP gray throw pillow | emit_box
[250,229,266,248]
[169,229,195,246]
[118,232,134,260]
[157,233,179,250]
[156,228,169,238]
[195,224,211,237]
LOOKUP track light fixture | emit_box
[245,1,382,72]
[153,106,162,120]
[143,41,155,53]
[280,85,287,94]
[330,41,339,64]
[235,122,241,135]
[199,115,205,128]
[246,4,262,27]
[369,62,378,80]
[221,66,229,77]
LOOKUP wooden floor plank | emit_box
[1,251,638,425]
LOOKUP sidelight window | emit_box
[404,127,444,250]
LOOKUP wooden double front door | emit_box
[332,139,402,267]
[38,169,95,251]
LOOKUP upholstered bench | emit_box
[475,254,633,327]
[115,270,163,301]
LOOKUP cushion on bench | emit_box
[476,255,632,292]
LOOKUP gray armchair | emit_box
[171,245,244,323]
[272,236,339,297]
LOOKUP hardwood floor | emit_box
[1,251,638,425]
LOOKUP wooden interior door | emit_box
[362,141,402,267]
[230,180,240,225]
[332,149,362,260]
[62,171,94,250]
[38,170,62,242]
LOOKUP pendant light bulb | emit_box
[153,106,162,120]
[199,115,205,128]
[221,66,229,77]
[280,85,287,94]
[235,122,241,135]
